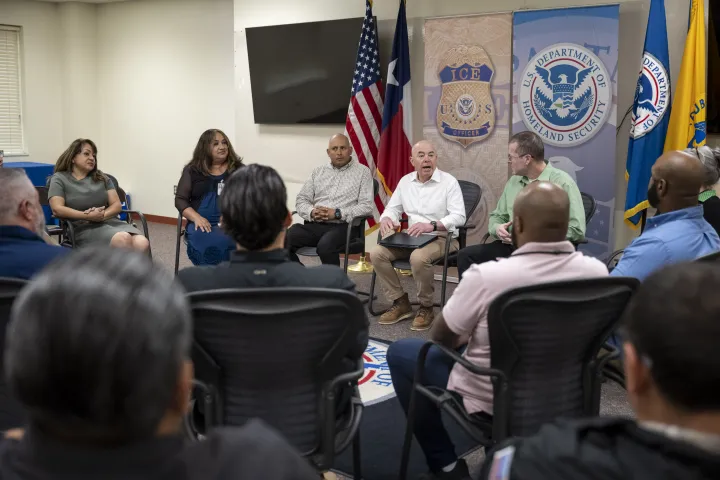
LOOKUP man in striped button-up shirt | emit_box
[287,134,374,266]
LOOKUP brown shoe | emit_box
[411,306,435,331]
[379,293,413,325]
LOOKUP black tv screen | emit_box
[246,17,376,125]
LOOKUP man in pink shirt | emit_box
[386,182,608,480]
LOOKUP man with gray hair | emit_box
[0,248,319,479]
[0,168,66,279]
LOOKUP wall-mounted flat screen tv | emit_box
[246,17,385,125]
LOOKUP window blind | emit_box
[0,26,24,155]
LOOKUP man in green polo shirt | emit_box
[457,131,586,278]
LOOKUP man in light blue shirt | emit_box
[612,151,720,280]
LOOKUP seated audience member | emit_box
[0,169,67,279]
[0,248,318,479]
[175,129,242,266]
[456,131,585,278]
[387,182,608,480]
[178,163,368,361]
[47,139,149,252]
[612,150,720,280]
[371,140,466,331]
[287,133,374,266]
[481,262,720,480]
[689,146,720,236]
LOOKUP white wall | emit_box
[234,0,695,250]
[0,0,64,164]
[59,1,99,141]
[96,0,235,217]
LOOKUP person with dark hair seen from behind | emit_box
[612,150,720,281]
[688,145,720,236]
[0,169,67,279]
[48,139,149,252]
[0,247,319,480]
[178,163,368,361]
[175,129,242,266]
[455,131,585,278]
[480,262,720,480]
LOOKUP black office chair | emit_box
[293,179,380,273]
[367,180,482,313]
[479,190,597,248]
[696,250,720,262]
[185,288,366,478]
[0,278,28,430]
[35,186,64,240]
[582,192,598,224]
[398,276,639,479]
[174,213,187,275]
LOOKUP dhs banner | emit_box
[512,6,619,260]
[424,14,512,245]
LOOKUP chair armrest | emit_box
[457,224,476,231]
[122,210,150,242]
[423,341,507,382]
[574,237,589,245]
[350,214,374,228]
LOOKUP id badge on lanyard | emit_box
[217,180,225,196]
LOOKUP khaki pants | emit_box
[370,236,458,308]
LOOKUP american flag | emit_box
[345,0,386,226]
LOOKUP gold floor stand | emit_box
[347,254,373,273]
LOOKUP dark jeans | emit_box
[457,241,515,278]
[387,338,464,472]
[286,222,350,266]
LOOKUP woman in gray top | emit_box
[48,139,149,251]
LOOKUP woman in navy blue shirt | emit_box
[175,129,243,266]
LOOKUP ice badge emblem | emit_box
[436,45,495,148]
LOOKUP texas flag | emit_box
[376,0,412,197]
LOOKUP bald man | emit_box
[612,150,720,281]
[287,134,374,266]
[386,182,607,479]
[371,140,466,331]
[0,168,67,279]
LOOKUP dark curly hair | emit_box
[220,164,288,250]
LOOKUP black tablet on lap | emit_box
[379,232,438,249]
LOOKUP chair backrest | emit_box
[0,278,28,430]
[487,277,638,439]
[35,186,50,206]
[187,287,366,454]
[458,180,482,221]
[581,192,597,224]
[696,250,720,262]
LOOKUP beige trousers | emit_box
[370,236,458,308]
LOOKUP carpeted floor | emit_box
[146,221,633,479]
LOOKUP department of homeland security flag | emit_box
[624,0,671,227]
[664,0,706,151]
[377,0,413,196]
[345,0,385,226]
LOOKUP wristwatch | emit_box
[431,221,437,231]
[335,208,342,220]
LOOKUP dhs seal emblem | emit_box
[519,43,611,147]
[436,45,495,147]
[358,340,396,406]
[630,53,669,139]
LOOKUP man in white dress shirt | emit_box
[371,140,466,331]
